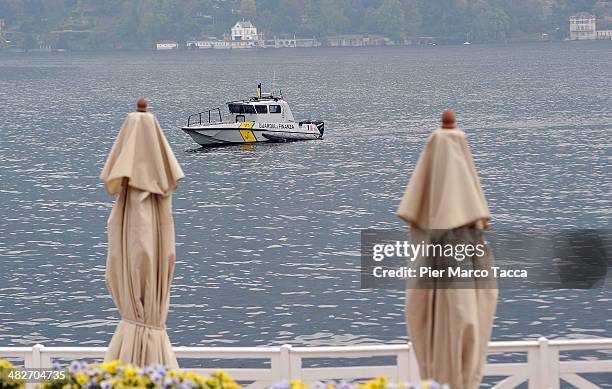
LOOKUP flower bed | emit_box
[0,359,447,389]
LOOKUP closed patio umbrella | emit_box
[397,115,497,389]
[101,99,184,368]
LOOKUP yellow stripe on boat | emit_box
[239,122,255,129]
[240,129,257,142]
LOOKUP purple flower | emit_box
[150,372,162,382]
[69,360,83,372]
[100,380,111,389]
[269,380,291,389]
[337,380,355,389]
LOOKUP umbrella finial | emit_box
[441,110,456,129]
[136,98,148,112]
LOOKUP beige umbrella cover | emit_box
[101,111,184,368]
[397,128,497,389]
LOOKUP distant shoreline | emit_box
[1,39,610,54]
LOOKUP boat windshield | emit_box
[228,104,257,114]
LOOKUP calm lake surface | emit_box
[0,43,610,350]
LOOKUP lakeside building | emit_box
[186,39,253,49]
[597,29,612,39]
[186,21,261,49]
[186,39,213,49]
[185,21,398,50]
[569,12,597,40]
[264,36,321,48]
[156,40,178,50]
[231,20,258,42]
[326,34,394,47]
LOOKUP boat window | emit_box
[228,104,256,114]
[255,105,268,114]
[269,105,281,114]
[228,104,242,114]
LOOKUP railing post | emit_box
[548,344,560,389]
[407,345,421,383]
[29,344,43,369]
[279,344,292,380]
[538,337,550,389]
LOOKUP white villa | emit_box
[186,21,260,49]
[569,12,597,40]
[231,20,258,42]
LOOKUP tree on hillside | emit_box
[0,0,604,50]
[377,0,405,41]
[416,0,468,40]
[239,0,257,20]
[401,0,422,37]
[319,0,350,35]
[469,3,510,42]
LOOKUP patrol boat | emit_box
[182,84,324,146]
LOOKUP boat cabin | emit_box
[227,96,295,124]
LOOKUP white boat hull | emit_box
[182,121,324,146]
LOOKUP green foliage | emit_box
[469,2,511,43]
[365,0,405,41]
[0,0,607,50]
[239,0,257,20]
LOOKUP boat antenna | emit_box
[272,71,276,97]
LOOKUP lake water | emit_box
[0,43,610,351]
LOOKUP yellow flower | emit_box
[290,379,308,389]
[75,371,88,385]
[359,377,389,389]
[0,359,15,369]
[100,360,121,375]
[123,367,138,378]
[205,376,220,387]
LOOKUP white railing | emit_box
[1,338,611,389]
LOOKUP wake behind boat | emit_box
[182,84,324,146]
